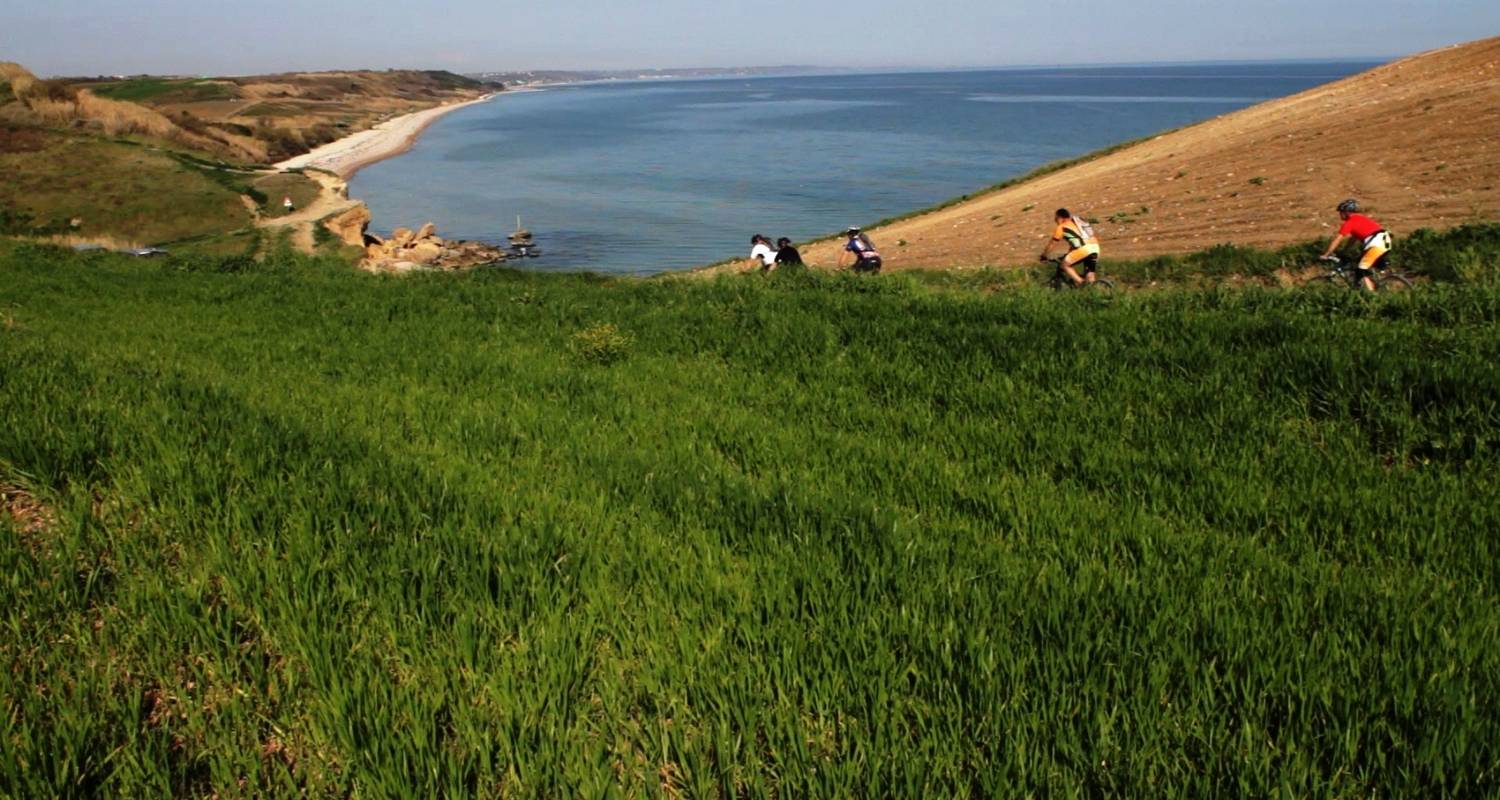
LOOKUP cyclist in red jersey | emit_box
[1320,198,1392,291]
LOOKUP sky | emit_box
[4,0,1499,77]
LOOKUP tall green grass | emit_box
[1,243,1497,797]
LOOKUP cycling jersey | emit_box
[1338,213,1383,240]
[1053,217,1099,251]
[846,237,880,262]
[1338,214,1391,270]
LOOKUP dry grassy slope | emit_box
[803,37,1500,271]
[0,64,497,250]
[140,70,492,133]
[53,69,496,163]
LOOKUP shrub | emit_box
[253,122,305,160]
[1452,247,1500,286]
[0,208,69,237]
[569,322,633,365]
[1402,224,1500,279]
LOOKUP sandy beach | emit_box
[274,93,499,178]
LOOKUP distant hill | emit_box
[67,69,499,163]
[0,64,495,250]
[802,37,1500,271]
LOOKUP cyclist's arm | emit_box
[1039,235,1060,259]
[1320,233,1348,259]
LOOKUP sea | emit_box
[349,62,1375,274]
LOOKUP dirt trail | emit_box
[254,171,359,252]
[794,37,1500,273]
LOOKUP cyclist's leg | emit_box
[1061,248,1087,286]
[1357,239,1389,292]
[1080,254,1099,284]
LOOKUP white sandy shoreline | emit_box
[274,92,504,178]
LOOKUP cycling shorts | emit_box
[1359,231,1392,271]
[1064,243,1101,270]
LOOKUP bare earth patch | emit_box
[2,482,55,548]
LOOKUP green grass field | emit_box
[2,243,1498,797]
[86,79,236,105]
[0,130,251,245]
[252,173,322,219]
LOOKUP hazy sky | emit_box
[5,0,1499,76]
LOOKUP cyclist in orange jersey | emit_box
[1039,208,1101,286]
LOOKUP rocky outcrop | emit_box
[357,221,508,273]
[323,204,372,247]
[319,209,506,272]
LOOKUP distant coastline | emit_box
[274,92,506,178]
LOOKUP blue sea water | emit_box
[350,63,1374,274]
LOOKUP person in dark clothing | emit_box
[774,237,804,267]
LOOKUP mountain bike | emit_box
[1308,254,1412,292]
[1042,256,1115,290]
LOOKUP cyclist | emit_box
[1320,198,1391,291]
[1039,208,1100,286]
[774,237,804,267]
[749,234,777,272]
[838,227,883,273]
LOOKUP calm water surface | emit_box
[351,63,1373,274]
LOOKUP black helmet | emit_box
[776,237,791,248]
[844,226,861,236]
[1337,198,1359,214]
[751,234,766,244]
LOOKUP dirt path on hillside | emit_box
[782,37,1500,274]
[254,171,359,252]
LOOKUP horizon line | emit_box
[45,54,1398,82]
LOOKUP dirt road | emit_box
[255,171,360,252]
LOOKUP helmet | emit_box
[844,226,861,236]
[1337,198,1359,214]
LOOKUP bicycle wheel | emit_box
[1089,277,1115,290]
[1377,273,1413,292]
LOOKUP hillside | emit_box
[3,64,492,165]
[3,244,1498,795]
[0,64,492,250]
[803,37,1500,271]
[69,68,498,162]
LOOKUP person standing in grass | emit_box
[283,195,295,214]
[1320,198,1391,291]
[1039,208,1100,286]
[838,227,882,273]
